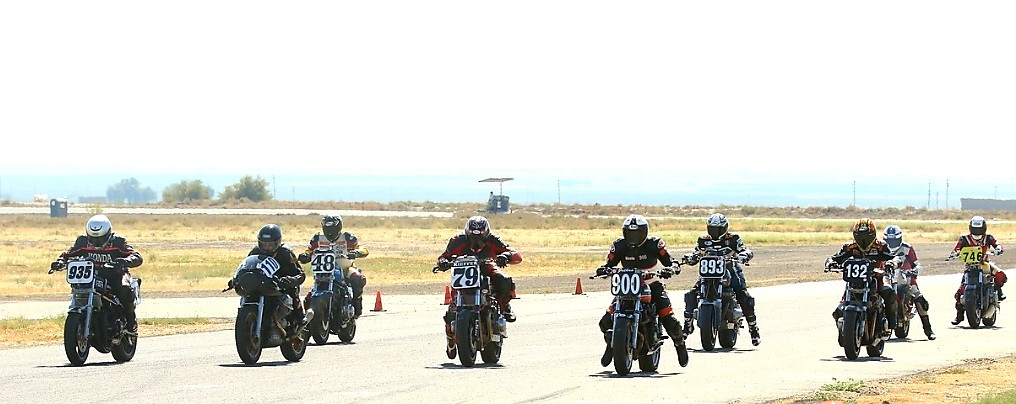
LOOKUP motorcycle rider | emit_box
[596,214,689,368]
[53,215,143,332]
[949,215,1006,325]
[883,224,936,340]
[248,224,308,328]
[298,215,370,318]
[436,216,522,359]
[681,213,762,346]
[825,218,903,337]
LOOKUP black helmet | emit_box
[706,213,729,240]
[622,214,649,247]
[257,224,283,254]
[85,214,113,247]
[852,218,877,250]
[969,216,987,240]
[322,215,343,241]
[465,216,491,251]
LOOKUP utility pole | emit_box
[272,175,277,199]
[927,182,931,209]
[557,180,561,205]
[936,192,940,210]
[945,179,949,209]
[852,181,856,207]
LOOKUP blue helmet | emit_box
[883,225,903,253]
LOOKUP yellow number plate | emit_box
[959,246,985,264]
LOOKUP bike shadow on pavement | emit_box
[427,362,507,370]
[821,356,896,362]
[588,371,682,379]
[218,361,294,368]
[688,348,754,354]
[37,361,125,368]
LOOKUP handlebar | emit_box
[590,266,678,279]
[432,255,498,274]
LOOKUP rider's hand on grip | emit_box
[737,253,750,263]
[823,258,836,272]
[595,267,611,277]
[49,261,62,274]
[437,258,452,271]
[297,253,311,264]
[659,267,674,279]
[346,251,359,260]
[947,251,959,261]
[495,253,509,268]
[997,247,1005,256]
[682,253,697,265]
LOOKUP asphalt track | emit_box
[0,273,1012,403]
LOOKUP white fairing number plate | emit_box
[310,251,337,274]
[611,270,642,296]
[66,260,95,284]
[258,257,281,278]
[451,257,480,290]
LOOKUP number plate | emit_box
[841,258,871,283]
[959,246,985,264]
[257,257,280,278]
[451,257,480,290]
[611,268,643,296]
[310,251,337,274]
[698,256,725,278]
[65,260,95,284]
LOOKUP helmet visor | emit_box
[854,233,875,249]
[707,225,727,240]
[466,233,487,250]
[885,236,903,251]
[623,227,648,247]
[258,240,280,254]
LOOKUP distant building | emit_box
[961,198,1016,211]
[78,196,107,204]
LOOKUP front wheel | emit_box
[235,306,262,365]
[612,317,634,376]
[894,303,911,339]
[63,312,90,366]
[842,310,861,361]
[456,310,478,367]
[698,305,717,351]
[309,297,331,345]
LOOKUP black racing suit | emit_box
[58,234,143,327]
[598,236,685,348]
[828,240,902,330]
[299,232,370,316]
[248,244,306,318]
[682,233,758,327]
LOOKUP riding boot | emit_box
[920,315,936,340]
[997,284,1006,301]
[951,308,964,325]
[661,315,689,367]
[126,310,138,333]
[444,311,456,359]
[683,314,695,337]
[748,319,761,346]
[352,296,363,318]
[600,331,613,367]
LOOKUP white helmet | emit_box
[707,213,729,240]
[883,224,904,254]
[622,214,649,247]
[85,215,112,246]
[969,216,987,240]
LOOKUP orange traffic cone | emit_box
[574,277,586,295]
[442,285,452,305]
[370,290,386,312]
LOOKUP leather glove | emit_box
[596,267,611,277]
[437,258,452,271]
[297,253,311,264]
[884,260,898,271]
[227,278,236,289]
[682,253,697,265]
[496,253,510,267]
[347,251,360,259]
[947,251,959,261]
[997,247,1005,256]
[277,276,297,289]
[113,258,130,273]
[824,258,836,271]
[50,261,63,272]
[737,253,750,263]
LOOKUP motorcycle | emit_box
[826,257,889,360]
[949,246,1001,328]
[891,267,917,339]
[590,266,668,376]
[226,255,313,365]
[684,247,745,351]
[305,241,357,345]
[433,255,508,367]
[49,257,141,366]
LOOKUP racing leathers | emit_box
[597,236,688,367]
[299,232,370,317]
[56,234,143,330]
[437,232,522,358]
[950,234,1006,324]
[248,243,307,325]
[682,232,761,345]
[892,242,935,339]
[827,240,903,335]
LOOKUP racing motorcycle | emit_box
[433,255,508,367]
[590,266,669,376]
[891,267,916,339]
[49,257,141,366]
[305,240,357,345]
[826,257,889,360]
[949,247,1001,328]
[684,247,745,351]
[226,255,313,365]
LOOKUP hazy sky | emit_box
[2,1,1014,189]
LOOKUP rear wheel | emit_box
[110,323,137,363]
[719,324,738,349]
[481,340,502,364]
[612,317,633,376]
[984,305,998,326]
[456,310,477,367]
[866,338,885,357]
[63,312,90,366]
[235,306,262,365]
[637,338,661,372]
[280,328,308,362]
[338,318,357,342]
[842,310,861,361]
[699,305,717,351]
